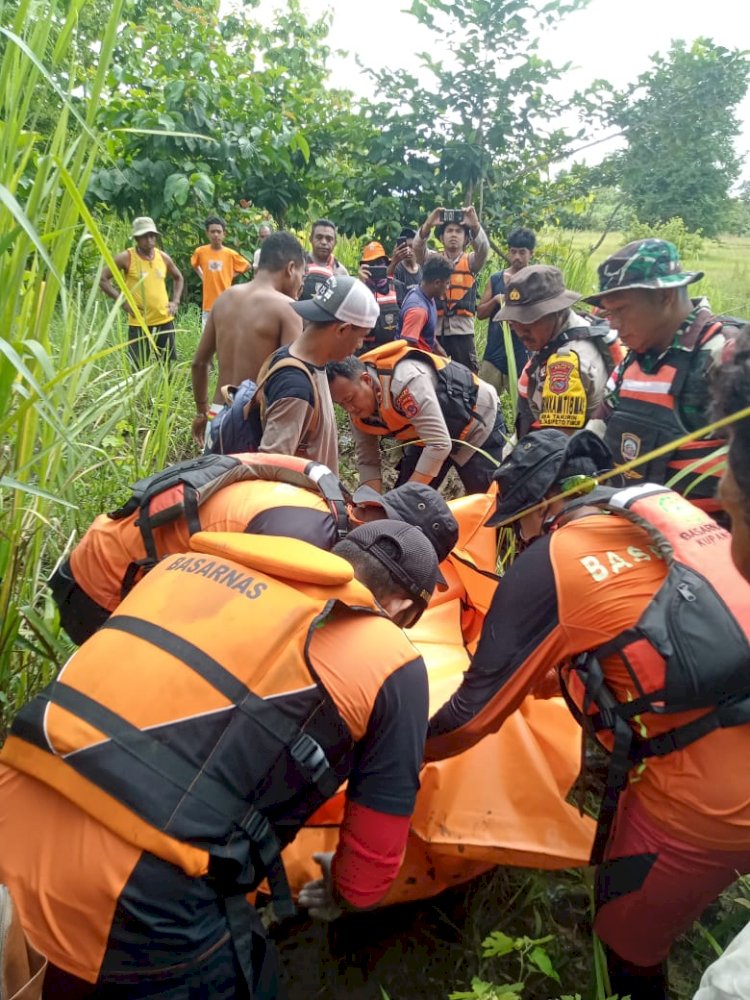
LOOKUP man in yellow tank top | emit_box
[100,216,184,366]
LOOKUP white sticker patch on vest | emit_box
[608,484,667,509]
[208,260,223,272]
[620,378,673,394]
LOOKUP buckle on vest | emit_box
[291,733,329,784]
[240,810,277,867]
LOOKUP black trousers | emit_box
[396,410,507,494]
[437,333,478,373]
[127,321,177,367]
[48,560,111,645]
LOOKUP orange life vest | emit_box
[436,253,477,319]
[557,484,750,860]
[4,533,408,913]
[351,340,484,446]
[69,453,350,609]
[604,314,726,510]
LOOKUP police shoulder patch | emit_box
[396,387,419,418]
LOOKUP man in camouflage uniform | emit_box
[586,239,739,513]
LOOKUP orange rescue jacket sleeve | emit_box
[425,535,564,761]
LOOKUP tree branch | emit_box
[588,201,625,255]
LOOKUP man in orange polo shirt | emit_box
[191,215,250,328]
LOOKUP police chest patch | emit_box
[547,360,574,395]
[396,387,419,418]
[620,432,641,461]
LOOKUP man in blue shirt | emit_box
[396,257,453,353]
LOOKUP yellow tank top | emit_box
[126,248,171,327]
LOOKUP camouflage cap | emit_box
[584,239,704,304]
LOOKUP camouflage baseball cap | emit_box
[584,239,703,304]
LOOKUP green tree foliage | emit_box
[337,0,590,240]
[86,0,355,228]
[600,39,750,237]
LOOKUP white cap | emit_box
[292,276,380,329]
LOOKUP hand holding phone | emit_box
[442,209,465,225]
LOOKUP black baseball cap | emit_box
[352,483,458,562]
[486,429,614,526]
[345,520,439,615]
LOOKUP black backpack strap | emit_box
[562,651,637,865]
[121,559,151,600]
[436,362,483,441]
[110,456,243,564]
[632,695,750,762]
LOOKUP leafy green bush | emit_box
[623,217,705,263]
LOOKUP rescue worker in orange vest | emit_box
[426,429,750,1000]
[48,452,459,645]
[299,218,349,301]
[585,239,742,513]
[356,241,400,354]
[327,343,506,494]
[0,520,439,998]
[413,206,489,373]
[498,265,622,438]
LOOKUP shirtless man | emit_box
[190,231,305,447]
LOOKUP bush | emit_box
[623,217,704,263]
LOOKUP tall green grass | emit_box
[0,0,201,722]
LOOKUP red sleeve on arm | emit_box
[400,307,429,345]
[332,800,412,910]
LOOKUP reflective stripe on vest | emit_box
[436,254,477,318]
[604,318,725,502]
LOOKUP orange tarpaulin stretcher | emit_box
[283,493,596,903]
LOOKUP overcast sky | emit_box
[246,0,750,181]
